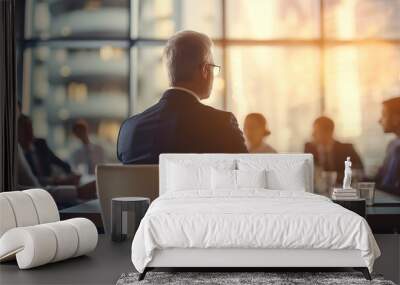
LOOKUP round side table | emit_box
[111,197,150,242]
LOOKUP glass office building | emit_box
[21,0,400,175]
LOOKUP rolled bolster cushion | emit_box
[0,218,98,269]
[0,196,17,237]
[1,191,39,227]
[0,226,57,269]
[64,218,98,257]
[23,189,60,224]
[42,222,79,263]
[0,189,59,238]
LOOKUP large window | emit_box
[22,0,400,175]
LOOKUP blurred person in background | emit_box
[117,30,247,164]
[376,97,400,195]
[15,103,41,189]
[70,119,105,175]
[244,113,276,153]
[17,143,41,189]
[18,114,80,187]
[304,116,363,183]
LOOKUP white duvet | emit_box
[131,190,380,273]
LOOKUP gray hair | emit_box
[164,30,212,85]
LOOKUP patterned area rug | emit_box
[116,272,396,285]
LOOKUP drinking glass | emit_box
[358,182,376,206]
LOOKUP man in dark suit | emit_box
[117,30,247,164]
[304,116,363,183]
[376,97,400,195]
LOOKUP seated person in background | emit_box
[376,97,400,195]
[304,116,363,183]
[17,143,41,189]
[117,30,247,164]
[70,119,105,175]
[15,104,41,189]
[16,143,80,208]
[18,114,80,187]
[244,113,276,153]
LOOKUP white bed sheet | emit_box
[131,190,380,273]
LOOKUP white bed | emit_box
[131,154,380,280]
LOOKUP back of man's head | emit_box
[164,30,212,86]
[245,113,269,134]
[72,119,88,134]
[314,116,335,134]
[312,116,335,145]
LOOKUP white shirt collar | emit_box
[167,86,200,101]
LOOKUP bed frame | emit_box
[139,154,371,281]
[140,248,370,280]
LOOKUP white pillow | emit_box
[267,167,306,191]
[211,169,268,190]
[167,160,235,192]
[168,163,209,191]
[211,168,236,190]
[238,159,307,191]
[237,169,267,189]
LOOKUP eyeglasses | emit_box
[205,63,221,76]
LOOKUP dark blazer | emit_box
[375,140,400,195]
[117,89,248,164]
[24,138,72,179]
[304,140,364,182]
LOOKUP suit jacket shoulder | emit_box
[117,89,247,163]
[197,104,247,153]
[197,103,234,121]
[304,142,317,154]
[119,102,160,129]
[334,141,364,169]
[337,141,354,149]
[335,141,358,156]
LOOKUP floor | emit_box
[0,235,133,285]
[0,235,367,285]
[1,234,397,284]
[1,222,398,284]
